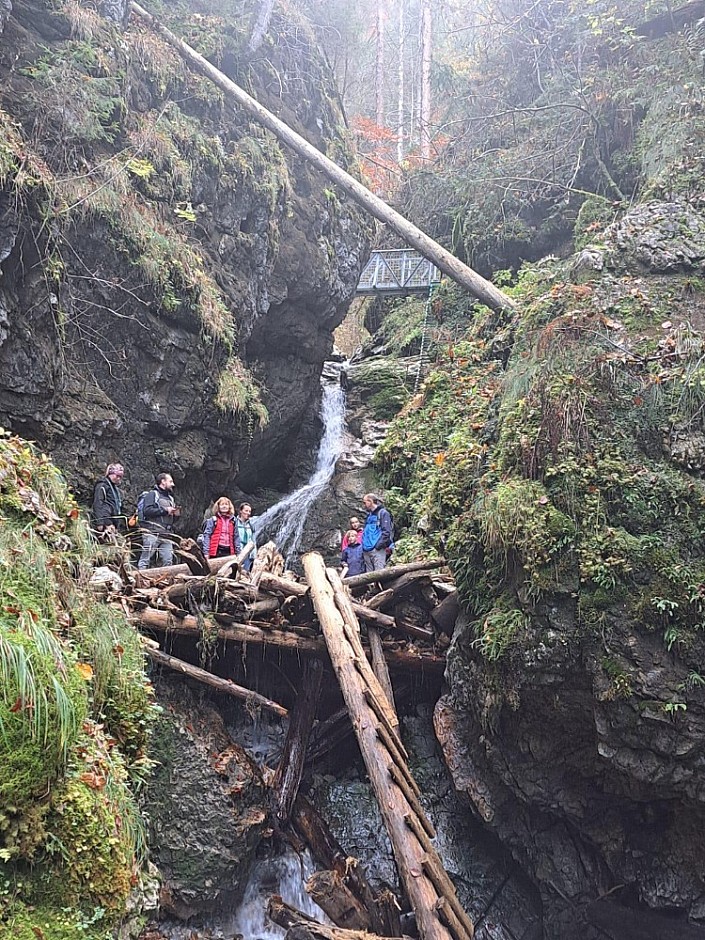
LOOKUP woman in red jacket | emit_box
[202,497,242,558]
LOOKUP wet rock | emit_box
[0,0,10,35]
[666,425,705,472]
[145,677,268,921]
[569,247,605,283]
[438,599,705,938]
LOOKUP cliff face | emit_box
[0,0,370,524]
[377,201,705,937]
[372,17,705,933]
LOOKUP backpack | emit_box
[132,490,152,526]
[362,509,394,552]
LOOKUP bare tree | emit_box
[248,0,277,53]
[397,0,406,162]
[376,0,386,126]
[419,0,432,160]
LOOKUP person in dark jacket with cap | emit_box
[92,463,125,535]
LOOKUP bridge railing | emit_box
[356,249,441,294]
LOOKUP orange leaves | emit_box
[76,662,94,681]
[434,452,446,466]
[80,770,107,790]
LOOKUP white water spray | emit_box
[256,364,346,562]
[227,847,327,939]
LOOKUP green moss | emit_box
[377,241,705,664]
[39,724,143,914]
[216,357,269,429]
[0,433,155,925]
[0,903,112,940]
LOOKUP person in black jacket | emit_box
[138,472,180,569]
[92,463,125,536]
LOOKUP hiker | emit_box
[236,502,256,571]
[92,463,125,536]
[341,529,364,578]
[137,472,180,570]
[341,516,363,551]
[202,496,241,559]
[361,493,394,573]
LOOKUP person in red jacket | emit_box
[202,497,241,558]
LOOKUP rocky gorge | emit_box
[4,1,705,940]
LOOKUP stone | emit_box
[145,677,268,921]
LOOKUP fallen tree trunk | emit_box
[302,553,463,940]
[137,606,324,653]
[145,647,288,716]
[135,607,446,673]
[273,658,324,824]
[306,871,372,932]
[268,897,402,940]
[345,561,445,591]
[292,797,397,936]
[130,3,515,312]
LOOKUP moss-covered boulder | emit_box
[145,676,267,921]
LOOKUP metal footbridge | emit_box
[356,249,441,295]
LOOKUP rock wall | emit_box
[0,0,370,528]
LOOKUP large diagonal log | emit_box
[135,607,446,673]
[146,647,287,716]
[302,553,461,940]
[130,2,515,312]
[273,657,324,824]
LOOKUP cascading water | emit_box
[256,362,347,564]
[227,847,326,939]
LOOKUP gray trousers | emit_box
[363,548,387,572]
[138,531,173,569]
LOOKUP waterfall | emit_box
[256,362,346,562]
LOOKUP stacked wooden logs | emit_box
[126,543,453,681]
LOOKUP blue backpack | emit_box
[362,510,394,552]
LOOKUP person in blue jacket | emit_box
[341,528,364,578]
[361,493,394,573]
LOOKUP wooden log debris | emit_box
[273,658,324,824]
[292,797,401,937]
[302,552,472,940]
[344,561,446,591]
[135,607,446,673]
[146,647,288,717]
[267,896,405,940]
[305,870,372,932]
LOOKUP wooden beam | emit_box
[129,3,516,312]
[145,647,287,716]
[134,607,446,673]
[368,626,397,726]
[273,658,324,824]
[344,561,445,591]
[302,552,460,940]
